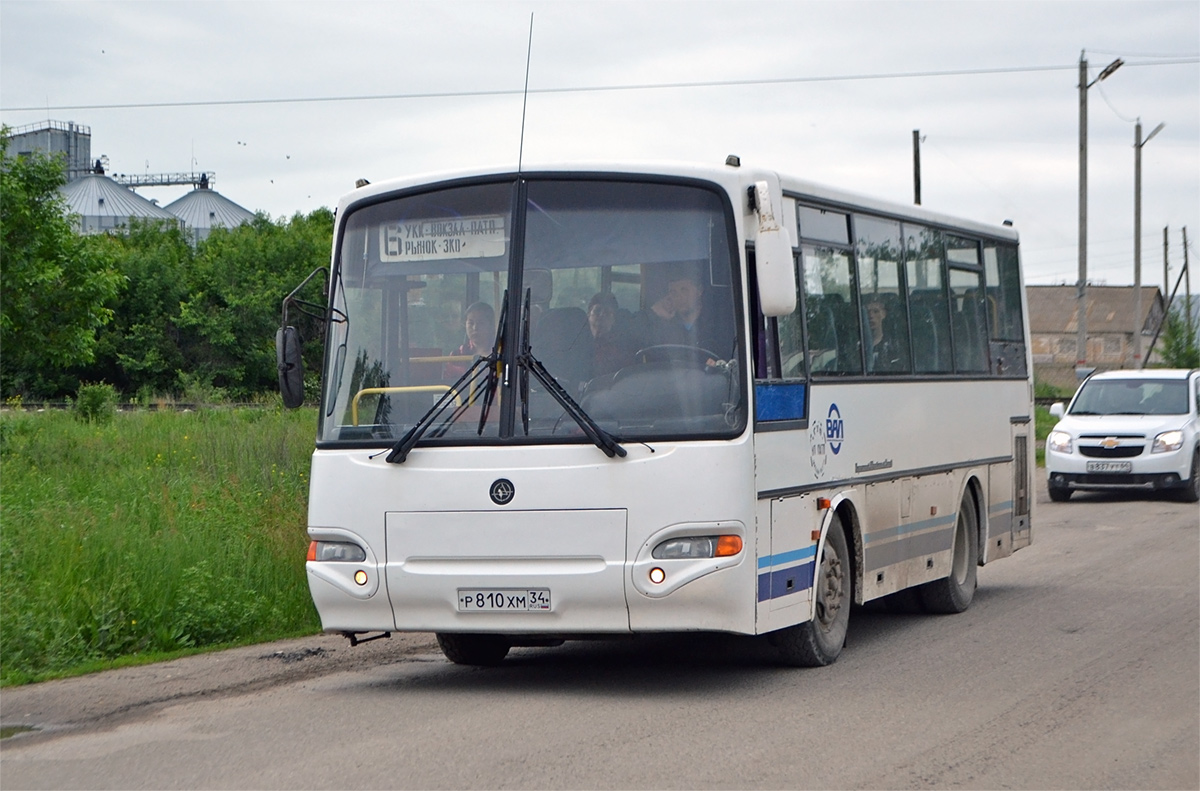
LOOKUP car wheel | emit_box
[1175,450,1200,503]
[1048,482,1072,502]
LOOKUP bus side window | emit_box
[905,225,953,374]
[803,246,861,375]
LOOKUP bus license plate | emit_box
[1086,461,1133,473]
[458,589,551,612]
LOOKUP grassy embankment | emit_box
[0,407,321,686]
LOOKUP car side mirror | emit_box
[1049,402,1064,419]
[276,326,305,408]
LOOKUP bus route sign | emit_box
[380,215,507,262]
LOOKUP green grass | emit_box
[0,407,321,685]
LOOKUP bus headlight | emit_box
[307,541,367,563]
[652,535,743,559]
[1047,431,1073,454]
[1152,430,1184,453]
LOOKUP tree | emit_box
[176,209,332,398]
[84,219,195,398]
[1159,304,1199,369]
[1,130,122,398]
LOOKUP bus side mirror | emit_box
[276,326,305,408]
[752,180,797,317]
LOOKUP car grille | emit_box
[1079,445,1144,458]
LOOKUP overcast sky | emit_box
[2,0,1197,287]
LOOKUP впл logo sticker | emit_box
[826,403,844,455]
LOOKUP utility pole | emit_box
[1164,226,1170,312]
[1185,226,1193,342]
[1077,51,1124,376]
[1133,119,1165,368]
[912,130,922,205]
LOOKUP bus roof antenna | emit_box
[517,12,535,173]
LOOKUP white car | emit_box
[1046,369,1200,503]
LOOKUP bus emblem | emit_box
[489,478,515,506]
[809,420,828,477]
[826,403,844,455]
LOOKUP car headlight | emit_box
[1047,431,1073,454]
[1152,430,1184,453]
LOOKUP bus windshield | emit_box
[319,178,745,446]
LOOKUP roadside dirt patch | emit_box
[0,632,439,739]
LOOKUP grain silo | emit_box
[60,161,183,234]
[164,174,255,242]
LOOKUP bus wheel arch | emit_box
[917,483,980,614]
[773,507,855,667]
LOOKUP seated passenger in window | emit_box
[443,301,496,381]
[865,295,905,373]
[587,292,638,377]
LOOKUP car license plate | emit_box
[1086,461,1133,473]
[457,588,551,612]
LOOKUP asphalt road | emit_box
[2,478,1197,790]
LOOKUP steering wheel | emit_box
[635,344,721,366]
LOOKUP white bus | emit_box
[278,158,1034,667]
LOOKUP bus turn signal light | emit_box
[714,535,743,557]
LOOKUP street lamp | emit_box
[1133,118,1165,368]
[1077,51,1124,376]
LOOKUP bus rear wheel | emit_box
[436,633,511,666]
[773,515,851,667]
[918,491,979,614]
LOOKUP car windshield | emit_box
[318,178,745,446]
[1069,379,1189,416]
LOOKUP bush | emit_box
[73,382,118,424]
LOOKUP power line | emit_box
[3,58,1197,113]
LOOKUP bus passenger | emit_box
[865,295,904,372]
[587,292,637,377]
[443,301,495,380]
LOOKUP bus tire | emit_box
[436,633,511,666]
[774,515,851,667]
[918,492,979,614]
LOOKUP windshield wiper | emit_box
[517,290,626,459]
[384,296,509,464]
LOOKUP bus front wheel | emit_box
[773,515,851,667]
[917,491,979,614]
[436,633,511,666]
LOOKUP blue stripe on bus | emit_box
[989,500,1013,514]
[755,382,807,422]
[758,545,817,569]
[864,512,956,545]
[757,561,816,602]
